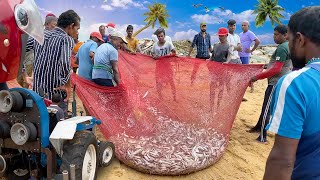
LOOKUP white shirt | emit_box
[152,41,175,57]
[227,33,241,59]
[152,35,172,43]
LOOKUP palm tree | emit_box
[133,3,169,37]
[253,0,285,27]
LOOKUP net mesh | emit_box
[72,52,263,175]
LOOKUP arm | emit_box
[188,35,197,57]
[252,61,284,81]
[26,37,35,52]
[111,61,120,85]
[58,37,74,86]
[151,43,159,59]
[251,38,260,53]
[252,46,288,81]
[208,34,212,53]
[264,135,299,180]
[170,42,176,55]
[136,39,141,53]
[264,77,305,179]
[89,43,98,63]
[235,43,242,52]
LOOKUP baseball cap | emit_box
[106,22,116,28]
[90,32,104,42]
[110,31,128,44]
[200,22,206,27]
[46,13,56,17]
[218,28,228,36]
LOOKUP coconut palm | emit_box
[253,0,285,27]
[133,3,169,37]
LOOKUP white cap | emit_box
[110,31,128,44]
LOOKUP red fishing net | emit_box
[71,52,263,175]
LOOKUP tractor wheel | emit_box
[60,131,98,180]
[98,141,115,167]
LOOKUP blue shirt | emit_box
[102,35,109,43]
[92,43,118,80]
[266,61,320,179]
[191,32,211,58]
[76,40,98,80]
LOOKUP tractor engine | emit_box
[0,88,54,179]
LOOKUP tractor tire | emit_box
[60,131,98,180]
[98,141,115,167]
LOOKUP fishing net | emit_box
[71,51,263,175]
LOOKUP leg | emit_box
[256,85,275,142]
[249,85,274,132]
[240,57,249,64]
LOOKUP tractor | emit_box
[0,0,115,179]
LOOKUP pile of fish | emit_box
[110,107,227,175]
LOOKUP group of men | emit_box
[6,6,320,179]
[187,20,260,64]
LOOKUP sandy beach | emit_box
[73,78,273,180]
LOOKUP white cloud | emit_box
[191,8,256,25]
[173,29,198,41]
[38,7,52,14]
[143,1,151,4]
[101,4,113,10]
[101,0,146,10]
[91,5,96,8]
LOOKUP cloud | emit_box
[173,29,198,41]
[101,4,113,10]
[38,6,53,14]
[101,0,146,10]
[191,9,256,25]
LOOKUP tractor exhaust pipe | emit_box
[0,155,6,173]
[70,164,75,180]
[62,170,69,180]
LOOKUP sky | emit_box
[35,0,317,44]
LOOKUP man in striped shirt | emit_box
[264,6,320,180]
[26,10,80,107]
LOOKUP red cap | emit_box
[90,32,104,42]
[217,28,228,36]
[46,13,56,17]
[106,22,116,28]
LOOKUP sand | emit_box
[71,79,273,180]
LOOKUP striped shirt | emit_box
[26,27,74,99]
[191,32,211,58]
[266,61,320,179]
